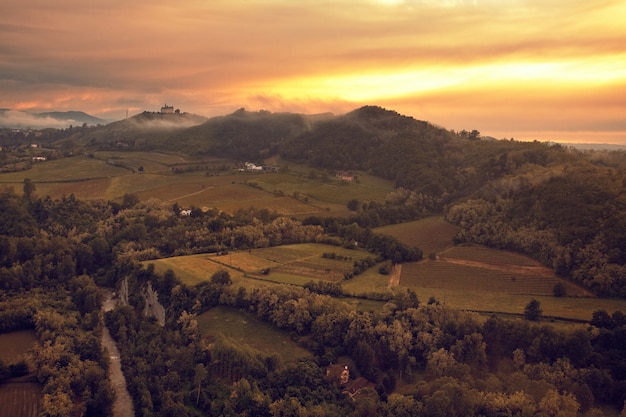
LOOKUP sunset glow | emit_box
[1,0,626,143]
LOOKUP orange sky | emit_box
[1,0,626,144]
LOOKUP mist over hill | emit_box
[0,109,108,129]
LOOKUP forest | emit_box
[1,105,626,416]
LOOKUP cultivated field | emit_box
[0,331,42,417]
[196,306,312,363]
[374,216,460,255]
[148,243,372,288]
[0,151,391,216]
[0,383,42,417]
[352,216,626,321]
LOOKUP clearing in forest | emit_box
[196,306,312,363]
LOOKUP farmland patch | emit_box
[375,216,460,255]
[0,382,42,417]
[0,330,37,364]
[148,243,371,287]
[197,307,312,363]
[147,255,245,287]
[400,259,588,297]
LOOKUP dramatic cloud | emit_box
[1,0,625,143]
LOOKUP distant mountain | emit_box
[0,109,109,129]
[36,111,108,126]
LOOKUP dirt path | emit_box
[101,293,135,417]
[388,263,402,288]
[165,186,214,204]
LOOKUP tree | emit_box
[347,198,360,211]
[194,363,207,405]
[122,193,140,208]
[211,269,232,286]
[524,299,542,321]
[23,178,36,198]
[553,283,566,297]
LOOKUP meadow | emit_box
[196,306,312,363]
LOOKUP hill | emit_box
[3,104,626,296]
[36,111,108,126]
[0,109,108,129]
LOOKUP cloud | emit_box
[0,0,625,142]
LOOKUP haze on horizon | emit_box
[1,0,625,144]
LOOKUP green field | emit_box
[0,152,392,216]
[196,306,312,363]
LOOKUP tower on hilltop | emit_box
[160,104,175,114]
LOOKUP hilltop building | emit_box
[160,104,175,114]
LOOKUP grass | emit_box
[196,306,312,363]
[0,155,129,183]
[0,330,38,364]
[146,254,245,287]
[374,216,460,255]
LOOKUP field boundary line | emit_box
[438,256,555,277]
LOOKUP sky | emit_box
[1,0,626,144]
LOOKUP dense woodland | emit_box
[2,105,626,416]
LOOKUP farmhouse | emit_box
[325,364,350,385]
[180,209,192,216]
[336,171,354,182]
[244,162,263,171]
[32,156,46,161]
[343,377,377,401]
[325,364,377,401]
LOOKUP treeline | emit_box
[105,264,626,416]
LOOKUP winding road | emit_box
[102,292,135,417]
